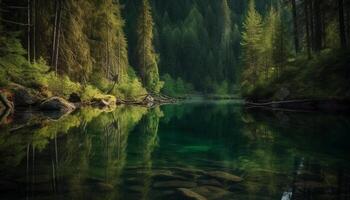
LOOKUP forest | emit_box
[0,0,350,110]
[1,1,350,199]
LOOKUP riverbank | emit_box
[0,82,177,126]
[241,50,350,112]
[245,99,350,113]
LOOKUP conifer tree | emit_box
[261,7,277,79]
[241,0,263,87]
[272,6,289,78]
[136,0,162,93]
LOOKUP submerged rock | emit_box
[192,186,232,200]
[127,185,144,193]
[197,178,223,187]
[177,188,207,200]
[153,180,197,188]
[97,182,114,191]
[40,97,76,112]
[206,171,243,183]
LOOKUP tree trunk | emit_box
[292,0,299,53]
[309,0,315,51]
[32,0,36,63]
[54,0,62,75]
[51,0,58,69]
[313,0,322,51]
[338,0,347,49]
[304,0,312,59]
[27,0,31,62]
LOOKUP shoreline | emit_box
[245,99,350,113]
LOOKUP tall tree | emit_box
[272,6,289,78]
[136,0,162,93]
[291,0,299,53]
[219,0,233,81]
[241,0,263,86]
[338,0,347,49]
[304,0,312,58]
[261,6,277,79]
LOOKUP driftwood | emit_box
[117,93,177,107]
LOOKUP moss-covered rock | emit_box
[40,97,76,112]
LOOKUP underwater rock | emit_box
[127,185,144,193]
[97,182,114,191]
[197,178,223,187]
[192,185,232,200]
[177,188,207,200]
[206,171,243,183]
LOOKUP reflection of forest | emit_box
[128,107,163,200]
[0,106,148,199]
[240,110,350,199]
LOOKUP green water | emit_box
[1,101,350,200]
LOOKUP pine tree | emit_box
[88,0,128,83]
[59,0,93,83]
[136,0,162,93]
[241,0,263,87]
[219,0,233,81]
[272,6,289,78]
[261,7,277,80]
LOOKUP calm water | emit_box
[1,101,350,200]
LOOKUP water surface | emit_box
[1,101,350,199]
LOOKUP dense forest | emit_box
[1,0,350,107]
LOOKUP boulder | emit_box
[68,92,81,103]
[40,97,76,112]
[177,188,207,200]
[92,95,116,108]
[10,84,40,107]
[206,171,243,183]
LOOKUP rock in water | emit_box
[97,182,114,192]
[11,84,40,106]
[192,186,231,199]
[206,171,243,183]
[177,188,207,200]
[68,92,81,103]
[92,95,116,107]
[40,97,76,112]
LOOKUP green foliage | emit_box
[161,74,194,97]
[241,0,263,87]
[240,1,291,97]
[244,50,350,100]
[111,67,147,99]
[213,80,230,95]
[136,0,162,93]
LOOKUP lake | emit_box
[1,100,350,200]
